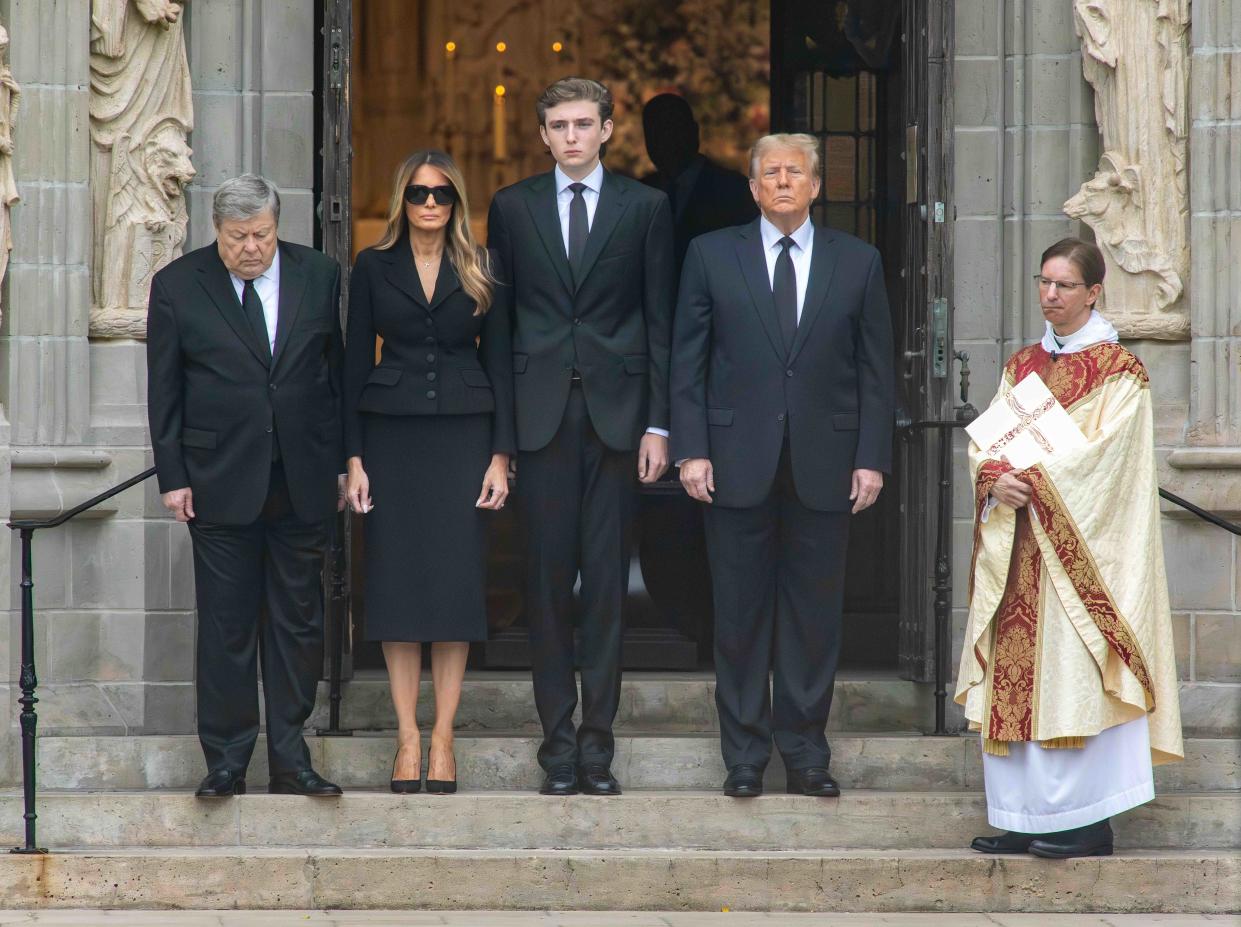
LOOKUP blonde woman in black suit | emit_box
[344,150,514,794]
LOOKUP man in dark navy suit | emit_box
[671,134,895,799]
[487,78,675,797]
[147,174,344,799]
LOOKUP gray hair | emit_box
[748,133,821,179]
[212,173,281,227]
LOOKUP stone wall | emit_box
[2,0,319,737]
[951,0,1239,734]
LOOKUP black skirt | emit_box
[360,412,491,642]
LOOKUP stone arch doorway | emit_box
[318,0,953,678]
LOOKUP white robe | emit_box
[982,715,1154,831]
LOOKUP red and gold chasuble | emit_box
[956,342,1183,765]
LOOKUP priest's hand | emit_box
[850,468,884,514]
[680,458,715,503]
[992,471,1032,508]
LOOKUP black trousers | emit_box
[519,385,635,771]
[702,440,849,771]
[188,463,328,776]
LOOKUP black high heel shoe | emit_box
[390,743,421,794]
[426,740,457,794]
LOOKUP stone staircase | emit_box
[0,672,1237,912]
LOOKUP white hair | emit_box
[212,173,281,226]
[748,133,821,179]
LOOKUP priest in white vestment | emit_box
[956,238,1183,859]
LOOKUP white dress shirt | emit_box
[759,214,813,321]
[229,248,281,354]
[554,161,604,253]
[553,161,667,440]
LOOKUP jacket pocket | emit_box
[366,366,402,386]
[707,408,734,427]
[622,354,649,375]
[460,368,492,388]
[512,353,529,374]
[832,412,860,431]
[181,427,217,449]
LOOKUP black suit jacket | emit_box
[342,237,516,459]
[147,241,345,525]
[643,156,759,274]
[486,168,675,453]
[671,220,895,512]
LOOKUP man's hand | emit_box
[161,487,195,523]
[638,433,669,484]
[850,469,883,514]
[680,458,715,503]
[991,470,1031,509]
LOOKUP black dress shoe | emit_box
[1028,819,1114,859]
[268,768,343,796]
[578,764,621,796]
[390,747,421,795]
[723,764,764,798]
[195,769,246,797]
[971,830,1042,854]
[785,767,841,797]
[539,764,579,796]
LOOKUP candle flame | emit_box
[495,41,507,53]
[552,41,563,53]
[495,85,506,97]
[445,41,456,53]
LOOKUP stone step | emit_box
[1,790,1236,852]
[0,848,1235,912]
[16,732,1239,793]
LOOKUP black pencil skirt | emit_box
[360,412,491,643]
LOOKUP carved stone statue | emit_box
[89,0,194,339]
[0,23,20,321]
[1064,0,1190,340]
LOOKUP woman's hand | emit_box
[476,454,511,510]
[346,456,373,514]
[992,470,1032,509]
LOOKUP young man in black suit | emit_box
[147,174,344,798]
[671,133,895,799]
[487,77,675,796]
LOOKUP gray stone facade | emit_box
[1,0,1236,749]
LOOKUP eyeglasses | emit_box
[404,184,457,206]
[1033,275,1088,292]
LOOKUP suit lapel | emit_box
[788,225,839,365]
[380,235,431,309]
[573,170,629,291]
[428,256,462,312]
[734,221,786,363]
[198,249,270,368]
[523,173,575,296]
[271,242,307,369]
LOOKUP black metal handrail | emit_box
[8,466,157,854]
[1160,488,1241,535]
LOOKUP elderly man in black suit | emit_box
[671,133,895,799]
[147,174,344,798]
[487,77,675,797]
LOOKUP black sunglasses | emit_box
[404,184,457,206]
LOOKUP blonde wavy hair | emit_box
[374,150,496,314]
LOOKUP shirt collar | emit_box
[759,214,813,253]
[555,161,605,196]
[230,246,281,289]
[1039,309,1119,355]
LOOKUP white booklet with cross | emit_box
[966,372,1087,470]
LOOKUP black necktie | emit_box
[567,182,589,283]
[773,236,797,354]
[242,278,272,362]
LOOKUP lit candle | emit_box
[493,84,507,161]
[444,41,457,140]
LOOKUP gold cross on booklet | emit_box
[965,372,1087,470]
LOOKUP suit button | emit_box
[426,371,437,381]
[265,426,273,433]
[425,317,433,326]
[425,335,434,345]
[269,383,277,391]
[778,413,786,422]
[786,369,794,377]
[426,390,437,399]
[573,317,582,325]
[426,353,436,363]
